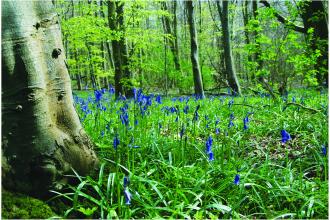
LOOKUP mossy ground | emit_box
[2,190,57,219]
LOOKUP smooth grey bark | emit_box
[2,1,98,197]
[186,0,204,98]
[217,1,241,95]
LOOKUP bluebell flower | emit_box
[183,105,189,114]
[215,128,220,135]
[243,116,249,130]
[123,176,130,187]
[179,97,184,102]
[109,85,115,94]
[101,131,105,137]
[230,113,234,120]
[215,118,220,126]
[206,136,213,153]
[321,145,327,156]
[208,152,214,161]
[281,130,291,143]
[113,135,120,150]
[156,95,162,104]
[228,120,234,128]
[124,188,132,205]
[175,116,178,122]
[94,90,102,102]
[234,174,240,185]
[180,127,185,138]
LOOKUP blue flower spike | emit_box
[321,145,327,156]
[234,174,240,185]
[281,130,291,144]
[124,188,132,205]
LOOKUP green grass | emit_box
[53,88,328,219]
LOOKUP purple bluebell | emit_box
[123,176,130,187]
[234,174,240,185]
[156,95,162,104]
[281,130,291,143]
[321,145,326,156]
[109,85,115,94]
[215,128,220,135]
[94,90,102,102]
[243,116,249,130]
[230,113,234,120]
[206,136,213,153]
[228,120,234,128]
[113,135,120,150]
[180,127,185,138]
[208,152,214,161]
[134,119,138,125]
[124,188,132,205]
[183,105,189,114]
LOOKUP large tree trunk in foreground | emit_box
[217,1,241,95]
[2,1,98,197]
[186,0,204,98]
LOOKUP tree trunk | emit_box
[107,1,133,98]
[186,0,204,98]
[217,1,241,95]
[300,1,328,87]
[2,0,98,197]
[161,1,182,88]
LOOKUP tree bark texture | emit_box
[186,0,204,98]
[107,1,133,98]
[218,1,241,95]
[2,1,98,197]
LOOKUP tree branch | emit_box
[260,0,306,33]
[286,102,321,113]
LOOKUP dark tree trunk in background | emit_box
[186,0,204,98]
[2,0,98,197]
[260,0,328,87]
[107,1,133,98]
[300,1,328,87]
[217,1,241,95]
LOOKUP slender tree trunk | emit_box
[107,1,133,98]
[217,1,241,95]
[2,0,98,197]
[161,1,182,88]
[242,0,251,81]
[186,1,204,97]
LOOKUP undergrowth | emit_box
[50,88,328,219]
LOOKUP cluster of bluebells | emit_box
[205,136,214,161]
[228,113,234,128]
[119,103,129,127]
